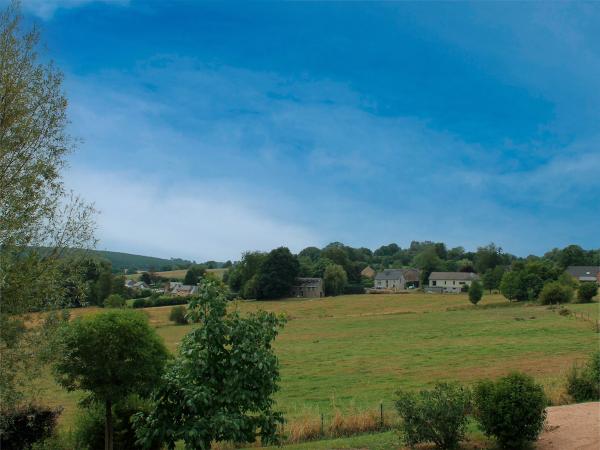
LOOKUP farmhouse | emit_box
[566,266,600,284]
[428,272,479,293]
[374,268,420,291]
[291,278,324,298]
[360,266,376,279]
[165,281,198,296]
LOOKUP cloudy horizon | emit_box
[14,0,600,261]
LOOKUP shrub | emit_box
[395,382,471,450]
[577,282,598,303]
[469,280,483,305]
[343,284,365,295]
[104,294,125,308]
[153,296,188,307]
[566,351,600,402]
[73,397,162,450]
[0,404,61,450]
[538,281,573,305]
[474,372,547,449]
[132,298,149,308]
[169,305,188,325]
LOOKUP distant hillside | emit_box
[86,250,195,272]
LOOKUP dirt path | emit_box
[537,402,599,450]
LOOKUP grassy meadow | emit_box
[126,268,227,280]
[32,292,599,446]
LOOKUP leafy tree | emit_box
[323,264,348,296]
[482,266,505,293]
[474,373,547,449]
[183,265,205,285]
[256,247,299,299]
[111,275,128,297]
[500,271,524,302]
[577,282,598,303]
[53,310,168,450]
[104,294,125,308]
[557,244,587,269]
[538,281,573,305]
[139,272,152,285]
[474,243,504,274]
[469,280,483,305]
[134,280,285,450]
[0,2,95,416]
[226,251,267,297]
[414,247,444,286]
[298,246,321,261]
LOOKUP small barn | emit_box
[291,278,324,298]
[361,266,376,279]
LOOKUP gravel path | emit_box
[537,402,600,450]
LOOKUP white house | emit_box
[374,269,420,291]
[428,272,479,293]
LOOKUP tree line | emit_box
[224,241,599,300]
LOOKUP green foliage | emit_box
[469,280,483,305]
[226,251,267,297]
[103,294,125,308]
[500,261,561,302]
[134,280,285,450]
[132,296,188,309]
[0,404,61,450]
[538,281,573,305]
[395,382,471,450]
[256,247,300,299]
[72,397,162,450]
[323,264,348,296]
[577,282,598,303]
[474,372,547,449]
[53,310,168,449]
[566,351,600,402]
[169,305,188,325]
[183,265,205,285]
[482,266,505,292]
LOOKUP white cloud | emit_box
[65,167,320,261]
[21,0,129,19]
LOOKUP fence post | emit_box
[380,403,383,429]
[320,413,324,436]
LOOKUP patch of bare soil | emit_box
[537,402,600,450]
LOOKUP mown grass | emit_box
[31,292,599,443]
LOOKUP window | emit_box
[432,280,437,286]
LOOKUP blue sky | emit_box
[16,0,600,260]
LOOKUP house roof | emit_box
[375,268,419,281]
[429,271,479,281]
[294,277,322,287]
[566,266,600,279]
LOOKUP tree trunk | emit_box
[105,398,113,450]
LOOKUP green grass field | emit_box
[33,292,599,447]
[126,268,227,281]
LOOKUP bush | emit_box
[169,305,188,325]
[73,397,162,450]
[104,294,125,308]
[343,284,365,295]
[474,372,547,449]
[395,382,471,450]
[0,404,61,450]
[577,282,598,303]
[131,296,188,309]
[538,281,573,305]
[132,298,149,308]
[566,351,600,402]
[469,280,483,305]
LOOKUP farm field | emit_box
[33,292,599,442]
[126,268,227,280]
